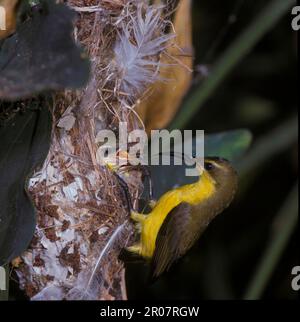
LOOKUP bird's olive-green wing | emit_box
[150,202,192,279]
[150,200,223,280]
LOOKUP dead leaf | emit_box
[0,1,90,100]
[0,0,19,40]
[57,106,76,131]
[136,0,194,133]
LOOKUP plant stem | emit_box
[243,183,298,300]
[170,0,295,130]
[238,115,298,176]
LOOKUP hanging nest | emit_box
[15,0,192,300]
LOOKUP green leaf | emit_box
[0,101,52,265]
[205,129,252,162]
[0,0,90,100]
[149,129,252,199]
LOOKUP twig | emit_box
[69,6,103,13]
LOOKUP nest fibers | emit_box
[15,0,175,300]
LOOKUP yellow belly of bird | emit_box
[132,171,216,259]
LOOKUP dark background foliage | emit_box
[0,0,90,265]
[125,0,298,300]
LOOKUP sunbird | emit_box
[127,157,238,279]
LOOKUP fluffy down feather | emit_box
[112,4,174,98]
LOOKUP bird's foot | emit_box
[126,244,142,255]
[148,199,157,209]
[131,211,147,223]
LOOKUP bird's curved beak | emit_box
[193,157,205,175]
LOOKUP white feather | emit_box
[66,223,126,300]
[112,4,173,97]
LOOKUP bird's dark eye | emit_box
[205,162,214,171]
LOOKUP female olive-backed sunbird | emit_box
[127,157,238,279]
